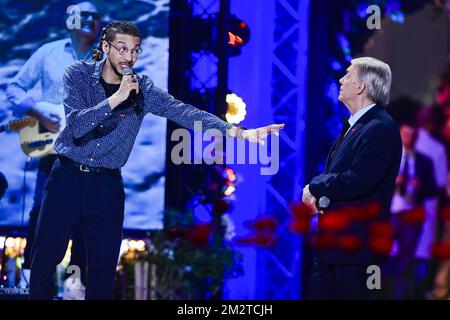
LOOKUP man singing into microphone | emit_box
[302,57,402,299]
[29,21,284,300]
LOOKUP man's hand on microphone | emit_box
[108,75,139,110]
[302,184,319,213]
[302,184,312,202]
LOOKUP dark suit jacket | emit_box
[309,105,402,265]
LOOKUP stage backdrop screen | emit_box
[0,0,168,230]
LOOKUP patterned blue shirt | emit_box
[55,59,234,169]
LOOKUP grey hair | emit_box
[351,57,392,106]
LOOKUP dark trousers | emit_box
[307,256,379,300]
[23,155,86,284]
[30,158,124,300]
[23,155,56,269]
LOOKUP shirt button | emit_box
[100,125,104,128]
[97,143,100,146]
[105,113,108,116]
[90,158,93,161]
[92,122,95,125]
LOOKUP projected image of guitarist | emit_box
[4,1,102,299]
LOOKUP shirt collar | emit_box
[63,38,73,51]
[91,59,106,82]
[65,37,96,62]
[348,103,376,127]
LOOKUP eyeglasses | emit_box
[107,41,142,58]
[80,11,100,21]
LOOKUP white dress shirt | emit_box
[391,149,416,214]
[345,103,376,136]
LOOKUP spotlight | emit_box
[225,168,236,182]
[228,15,250,57]
[226,93,247,124]
[224,185,236,196]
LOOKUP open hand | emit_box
[242,123,285,145]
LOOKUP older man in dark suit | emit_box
[303,57,402,299]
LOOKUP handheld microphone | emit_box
[121,67,142,113]
[121,67,137,83]
[318,196,330,211]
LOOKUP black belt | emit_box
[59,156,121,176]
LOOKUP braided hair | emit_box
[92,21,141,61]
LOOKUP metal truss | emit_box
[257,0,310,299]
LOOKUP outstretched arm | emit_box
[230,124,285,145]
[145,82,285,142]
